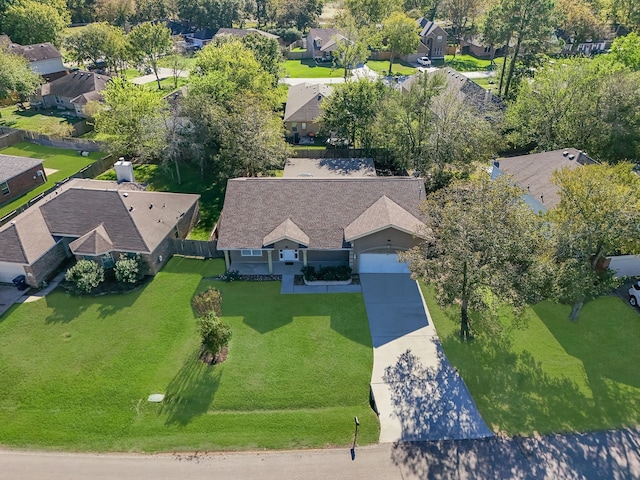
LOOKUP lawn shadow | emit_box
[382,342,493,441]
[390,427,640,479]
[242,310,293,334]
[160,349,221,427]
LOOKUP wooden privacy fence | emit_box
[0,126,102,152]
[172,239,222,259]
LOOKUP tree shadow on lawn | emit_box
[160,349,221,427]
[44,284,148,324]
[390,427,640,479]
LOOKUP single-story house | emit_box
[185,29,216,48]
[0,178,200,286]
[459,37,506,60]
[0,154,47,206]
[9,42,67,81]
[216,177,426,274]
[32,70,111,117]
[306,28,343,61]
[214,28,282,45]
[283,83,332,142]
[416,18,447,60]
[490,148,595,212]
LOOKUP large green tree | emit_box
[610,33,640,71]
[128,22,172,90]
[404,175,546,340]
[383,12,418,75]
[346,0,401,26]
[240,32,283,86]
[0,48,41,99]
[331,12,370,79]
[320,79,388,148]
[547,162,640,320]
[65,22,127,74]
[2,0,70,46]
[441,0,483,56]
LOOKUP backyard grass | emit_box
[0,142,103,219]
[0,105,84,136]
[142,76,189,95]
[284,59,343,78]
[444,54,504,72]
[366,60,417,76]
[0,257,377,452]
[97,163,223,240]
[471,76,500,90]
[421,283,640,436]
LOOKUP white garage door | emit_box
[359,253,410,273]
[0,262,27,284]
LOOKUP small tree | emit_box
[192,287,223,317]
[65,260,105,294]
[114,255,144,284]
[199,312,232,358]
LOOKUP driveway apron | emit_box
[360,273,493,443]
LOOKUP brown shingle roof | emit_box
[9,42,62,62]
[69,224,114,255]
[0,154,43,183]
[217,177,426,250]
[263,218,310,246]
[0,208,55,263]
[495,148,595,210]
[284,83,332,123]
[40,71,111,102]
[344,195,424,241]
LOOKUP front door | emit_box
[279,249,298,262]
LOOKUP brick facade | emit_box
[23,240,69,287]
[1,165,47,205]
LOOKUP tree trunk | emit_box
[503,37,522,99]
[388,52,394,76]
[460,260,471,340]
[498,47,509,97]
[569,300,583,321]
[174,157,182,185]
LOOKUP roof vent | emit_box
[568,154,575,160]
[562,150,569,156]
[129,206,134,212]
[123,192,128,197]
[149,203,153,209]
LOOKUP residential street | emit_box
[1,427,638,480]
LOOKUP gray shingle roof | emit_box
[9,42,62,62]
[284,83,332,123]
[494,148,595,210]
[263,218,310,246]
[217,177,426,250]
[0,179,199,264]
[344,195,424,241]
[0,154,43,183]
[40,71,111,102]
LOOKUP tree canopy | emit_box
[128,22,172,90]
[383,12,418,75]
[0,48,41,99]
[65,22,128,74]
[2,0,70,46]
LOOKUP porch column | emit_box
[267,250,273,274]
[302,249,308,266]
[224,250,230,270]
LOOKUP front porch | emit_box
[229,260,348,276]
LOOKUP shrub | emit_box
[199,311,232,357]
[220,270,240,282]
[192,287,222,317]
[301,265,352,281]
[65,260,105,293]
[114,255,144,284]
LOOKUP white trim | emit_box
[241,249,263,256]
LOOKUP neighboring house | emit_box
[416,18,447,60]
[9,42,66,81]
[397,68,505,112]
[306,28,343,61]
[32,70,111,117]
[216,177,426,274]
[185,29,216,48]
[562,39,608,55]
[214,28,282,45]
[0,178,200,286]
[0,154,47,206]
[283,83,332,142]
[460,37,506,60]
[490,148,595,212]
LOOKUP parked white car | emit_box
[417,56,432,67]
[629,282,640,307]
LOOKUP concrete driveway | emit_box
[0,284,27,317]
[361,273,492,443]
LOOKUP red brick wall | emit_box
[1,165,47,205]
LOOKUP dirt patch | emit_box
[199,345,228,365]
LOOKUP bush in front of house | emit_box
[301,265,352,281]
[114,255,144,284]
[65,260,105,294]
[199,311,232,359]
[192,287,223,317]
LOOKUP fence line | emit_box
[0,126,103,152]
[171,238,222,259]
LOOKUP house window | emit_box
[437,35,442,42]
[301,122,307,130]
[241,249,262,256]
[291,122,297,132]
[0,181,9,196]
[484,46,491,53]
[55,95,64,105]
[101,253,114,268]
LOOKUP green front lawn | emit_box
[0,105,85,136]
[444,54,504,72]
[366,60,417,76]
[422,283,640,436]
[0,142,103,219]
[142,76,189,95]
[284,59,343,78]
[97,163,223,240]
[0,257,377,451]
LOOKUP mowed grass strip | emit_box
[283,59,343,78]
[421,282,640,436]
[0,257,377,451]
[0,142,103,218]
